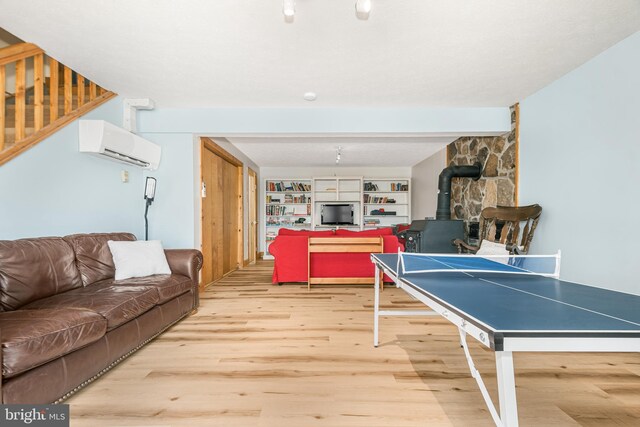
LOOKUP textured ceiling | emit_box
[3,1,637,167]
[226,136,454,167]
[0,0,638,108]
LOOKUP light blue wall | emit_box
[136,107,510,252]
[140,133,197,249]
[0,97,146,240]
[520,31,640,294]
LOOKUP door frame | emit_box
[247,167,258,264]
[200,137,244,289]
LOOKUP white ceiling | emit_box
[0,0,638,108]
[225,136,455,167]
[2,1,638,167]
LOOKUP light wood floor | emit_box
[68,261,640,426]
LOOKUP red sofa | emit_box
[269,228,403,284]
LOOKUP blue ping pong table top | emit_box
[372,253,640,345]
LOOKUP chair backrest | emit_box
[479,204,542,254]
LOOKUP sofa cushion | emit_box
[335,228,394,236]
[96,274,192,304]
[108,240,171,280]
[277,228,334,236]
[24,285,159,330]
[63,233,136,286]
[0,308,107,378]
[0,237,83,311]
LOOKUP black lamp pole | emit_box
[144,177,157,241]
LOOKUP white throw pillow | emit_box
[476,240,510,264]
[107,240,171,280]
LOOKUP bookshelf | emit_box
[264,179,313,257]
[362,178,411,229]
[262,176,411,258]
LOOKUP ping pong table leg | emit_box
[496,351,518,427]
[374,264,380,347]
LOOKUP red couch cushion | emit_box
[335,228,394,236]
[278,228,334,237]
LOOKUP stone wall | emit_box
[447,105,517,222]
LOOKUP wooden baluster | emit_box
[0,64,5,151]
[63,66,72,114]
[15,58,26,141]
[33,53,44,131]
[49,58,59,122]
[77,75,85,107]
[89,81,97,101]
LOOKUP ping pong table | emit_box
[371,252,640,427]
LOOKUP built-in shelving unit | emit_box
[264,179,313,257]
[312,177,363,230]
[362,178,411,229]
[263,176,410,258]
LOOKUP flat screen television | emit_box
[321,204,354,225]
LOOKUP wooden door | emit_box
[248,168,258,264]
[201,139,244,288]
[201,151,212,287]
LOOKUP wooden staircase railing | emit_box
[0,42,116,166]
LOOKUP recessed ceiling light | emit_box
[355,0,372,19]
[303,92,317,101]
[283,0,295,18]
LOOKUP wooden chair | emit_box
[454,204,542,254]
[308,237,384,289]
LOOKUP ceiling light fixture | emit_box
[283,0,295,19]
[336,146,342,165]
[303,92,317,101]
[355,0,372,19]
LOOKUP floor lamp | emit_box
[144,177,157,241]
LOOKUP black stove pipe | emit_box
[435,162,482,220]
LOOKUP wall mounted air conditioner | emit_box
[79,120,161,170]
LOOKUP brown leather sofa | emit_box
[0,232,202,404]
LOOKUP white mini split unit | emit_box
[79,120,161,170]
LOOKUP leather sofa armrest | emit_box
[0,327,3,403]
[165,249,203,309]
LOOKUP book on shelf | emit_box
[266,204,311,216]
[283,194,311,203]
[266,181,311,192]
[266,205,287,216]
[390,182,409,191]
[364,194,397,204]
[368,209,397,216]
[363,182,378,191]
